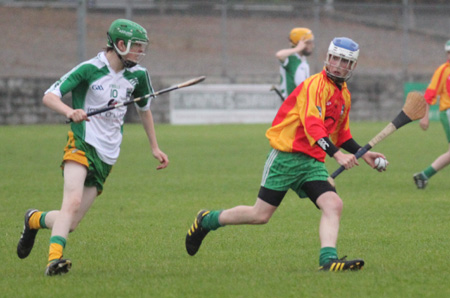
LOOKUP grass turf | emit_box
[1,122,449,297]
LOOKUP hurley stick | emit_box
[66,76,206,123]
[328,91,426,185]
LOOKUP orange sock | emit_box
[28,211,43,230]
[48,236,66,263]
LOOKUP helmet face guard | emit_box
[325,37,359,83]
[107,19,149,68]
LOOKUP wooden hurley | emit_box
[328,91,426,185]
[66,76,206,123]
[402,91,427,121]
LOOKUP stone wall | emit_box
[0,74,430,125]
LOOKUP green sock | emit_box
[319,247,338,266]
[201,210,223,231]
[423,166,437,179]
[40,212,48,229]
[50,235,67,248]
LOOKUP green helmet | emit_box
[107,19,148,48]
[107,19,149,67]
[445,40,450,52]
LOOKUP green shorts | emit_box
[440,110,450,142]
[61,131,112,194]
[261,149,330,198]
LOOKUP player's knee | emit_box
[251,211,272,224]
[63,198,82,215]
[318,193,343,214]
[330,197,343,214]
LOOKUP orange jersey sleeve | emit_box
[266,70,353,162]
[424,61,450,110]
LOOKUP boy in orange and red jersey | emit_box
[185,37,386,271]
[413,40,450,189]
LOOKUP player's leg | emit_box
[185,194,282,256]
[69,186,98,231]
[432,109,450,172]
[17,209,43,259]
[17,132,89,260]
[430,144,450,171]
[414,109,450,189]
[185,149,289,256]
[217,199,277,225]
[315,190,342,252]
[20,184,97,261]
[45,184,97,277]
[46,137,111,276]
[217,195,281,226]
[303,181,364,271]
[45,161,87,276]
[316,192,363,271]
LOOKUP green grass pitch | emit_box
[1,122,450,297]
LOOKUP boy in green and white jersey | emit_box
[17,19,169,276]
[47,50,152,164]
[276,27,315,98]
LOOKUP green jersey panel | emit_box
[279,53,310,98]
[45,52,153,165]
[124,66,154,109]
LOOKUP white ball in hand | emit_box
[374,157,388,170]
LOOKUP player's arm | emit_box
[275,39,306,62]
[419,103,430,131]
[133,70,168,169]
[316,137,359,169]
[42,92,87,123]
[339,137,386,169]
[423,64,447,106]
[419,65,446,131]
[139,109,169,170]
[43,64,90,123]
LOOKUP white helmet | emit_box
[325,37,359,82]
[445,40,450,52]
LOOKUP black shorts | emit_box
[258,180,336,209]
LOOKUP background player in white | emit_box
[276,27,315,98]
[16,19,169,276]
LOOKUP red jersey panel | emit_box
[266,70,353,162]
[424,61,450,111]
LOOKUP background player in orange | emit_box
[186,37,386,271]
[413,40,450,189]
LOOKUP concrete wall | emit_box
[0,74,430,125]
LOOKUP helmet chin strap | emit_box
[107,33,137,68]
[115,51,137,68]
[327,73,346,84]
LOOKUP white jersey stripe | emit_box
[261,149,279,186]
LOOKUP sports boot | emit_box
[413,172,428,189]
[17,209,39,259]
[45,259,72,276]
[185,210,210,256]
[318,256,364,272]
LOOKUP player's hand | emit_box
[333,151,359,170]
[294,39,306,52]
[67,109,89,123]
[153,149,169,170]
[362,151,387,171]
[419,117,429,131]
